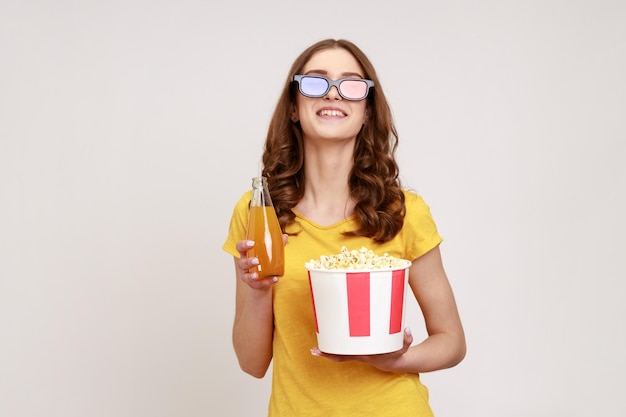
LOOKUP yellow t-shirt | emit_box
[223,190,443,417]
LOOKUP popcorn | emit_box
[305,246,408,270]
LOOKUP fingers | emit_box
[239,234,287,253]
[404,327,414,348]
[239,262,278,289]
[236,239,255,256]
[235,239,279,289]
[310,328,414,369]
[236,240,259,274]
[246,274,278,290]
[310,348,354,363]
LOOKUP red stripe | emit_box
[308,272,319,333]
[346,272,370,336]
[389,269,406,334]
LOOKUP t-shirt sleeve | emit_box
[222,191,252,258]
[403,191,444,261]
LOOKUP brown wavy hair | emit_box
[262,38,405,243]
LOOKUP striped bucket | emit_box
[306,261,411,355]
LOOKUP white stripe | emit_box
[310,272,349,342]
[370,270,392,336]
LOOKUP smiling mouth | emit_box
[318,109,345,117]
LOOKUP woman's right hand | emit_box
[235,236,287,290]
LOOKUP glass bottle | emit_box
[246,176,284,278]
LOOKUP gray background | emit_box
[1,1,625,416]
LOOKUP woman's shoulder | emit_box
[401,188,440,227]
[234,189,253,207]
[402,188,430,211]
[400,188,443,256]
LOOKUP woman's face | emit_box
[293,48,369,144]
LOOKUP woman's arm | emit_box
[231,240,277,378]
[400,244,466,372]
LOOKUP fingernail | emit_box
[310,348,320,356]
[250,257,259,265]
[405,327,412,337]
[246,240,255,247]
[272,277,278,283]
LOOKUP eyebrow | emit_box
[304,69,365,79]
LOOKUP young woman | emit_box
[223,38,466,416]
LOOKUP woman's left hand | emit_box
[310,328,414,373]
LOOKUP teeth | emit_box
[319,109,344,117]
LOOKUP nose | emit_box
[325,85,341,100]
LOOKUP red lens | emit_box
[339,80,368,100]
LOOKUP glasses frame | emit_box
[292,74,375,101]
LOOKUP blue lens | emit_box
[300,76,329,97]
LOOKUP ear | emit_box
[290,105,299,123]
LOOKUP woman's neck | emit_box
[295,142,356,225]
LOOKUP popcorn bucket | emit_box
[306,261,412,355]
